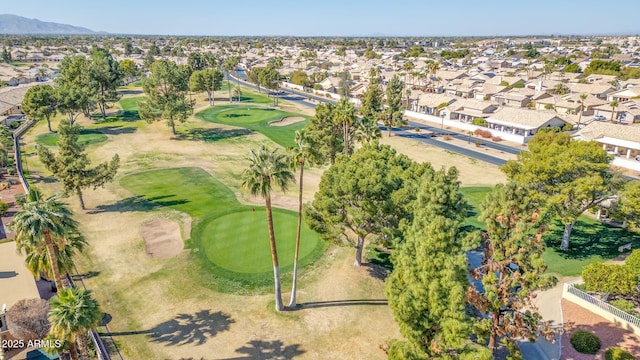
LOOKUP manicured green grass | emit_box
[196,105,308,147]
[459,186,640,276]
[543,217,639,276]
[118,97,143,121]
[460,186,490,231]
[120,167,323,282]
[36,129,108,147]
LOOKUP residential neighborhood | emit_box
[1,2,640,360]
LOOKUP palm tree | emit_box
[288,130,318,308]
[11,188,81,290]
[355,118,382,144]
[49,287,102,360]
[427,61,440,88]
[403,61,414,85]
[610,100,619,122]
[242,145,294,311]
[577,93,588,128]
[334,98,356,156]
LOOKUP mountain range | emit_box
[0,14,99,35]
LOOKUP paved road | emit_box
[230,74,509,166]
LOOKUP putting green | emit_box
[197,105,308,147]
[201,209,321,275]
[37,129,108,147]
[120,167,323,281]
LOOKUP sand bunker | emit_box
[269,116,305,126]
[140,219,183,259]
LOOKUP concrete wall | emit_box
[612,157,640,172]
[562,283,640,336]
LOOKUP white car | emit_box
[594,115,607,121]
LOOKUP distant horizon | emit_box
[1,0,640,37]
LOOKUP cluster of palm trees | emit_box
[10,187,102,360]
[241,130,315,312]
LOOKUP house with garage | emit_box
[411,93,456,115]
[446,99,497,123]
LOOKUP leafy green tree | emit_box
[38,120,120,210]
[118,59,140,85]
[564,63,581,73]
[241,145,294,311]
[305,143,430,266]
[247,67,265,93]
[467,182,557,357]
[187,51,213,71]
[1,46,11,63]
[139,60,193,135]
[49,287,102,360]
[89,48,123,120]
[11,188,82,290]
[577,93,588,128]
[359,68,384,120]
[259,65,281,106]
[615,181,640,231]
[55,56,94,124]
[22,84,57,132]
[501,130,623,250]
[290,70,310,87]
[354,117,381,144]
[288,130,319,308]
[387,168,481,358]
[189,68,224,107]
[305,102,344,165]
[383,74,406,136]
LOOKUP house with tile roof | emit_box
[484,107,568,142]
[573,121,640,172]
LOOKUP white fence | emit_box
[563,283,640,335]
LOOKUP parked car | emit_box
[594,115,607,121]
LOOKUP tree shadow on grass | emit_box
[28,174,57,185]
[544,218,639,260]
[292,299,388,311]
[88,195,189,214]
[214,339,305,360]
[102,310,234,347]
[223,113,251,118]
[95,125,137,135]
[174,128,252,142]
[93,110,140,123]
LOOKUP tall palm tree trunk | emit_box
[265,196,284,311]
[44,231,65,290]
[343,121,349,155]
[77,332,90,360]
[289,162,304,308]
[227,74,232,102]
[68,342,80,360]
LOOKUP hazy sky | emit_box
[4,0,640,36]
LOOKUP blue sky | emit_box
[3,0,640,36]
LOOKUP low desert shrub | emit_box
[610,299,635,314]
[570,330,601,354]
[605,347,635,360]
[491,136,502,142]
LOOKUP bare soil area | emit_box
[140,219,184,259]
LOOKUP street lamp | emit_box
[441,112,445,129]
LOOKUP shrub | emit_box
[475,141,483,147]
[605,347,635,360]
[625,249,640,280]
[562,123,575,131]
[610,299,635,314]
[387,340,426,360]
[6,167,15,176]
[481,131,492,139]
[443,135,452,141]
[414,127,421,132]
[0,201,8,215]
[491,136,502,142]
[472,117,488,127]
[582,262,637,295]
[570,330,601,354]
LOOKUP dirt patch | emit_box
[269,116,305,127]
[140,219,183,259]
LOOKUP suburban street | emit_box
[230,73,513,166]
